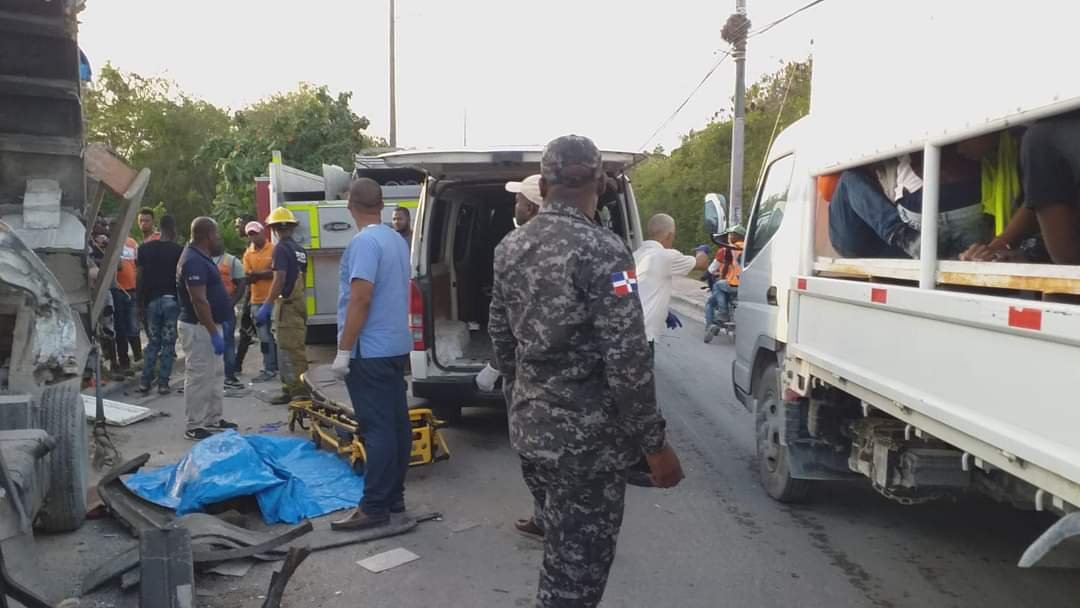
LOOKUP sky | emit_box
[78,0,822,154]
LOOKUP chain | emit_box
[871,482,944,506]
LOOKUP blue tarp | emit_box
[123,431,364,524]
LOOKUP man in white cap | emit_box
[476,175,545,395]
[505,174,543,228]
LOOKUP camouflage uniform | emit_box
[489,135,666,608]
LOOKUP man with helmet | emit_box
[255,207,310,405]
[704,225,745,343]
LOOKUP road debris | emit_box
[357,547,420,573]
[260,546,311,608]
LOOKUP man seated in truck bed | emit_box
[827,149,987,259]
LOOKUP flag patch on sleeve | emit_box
[611,270,638,297]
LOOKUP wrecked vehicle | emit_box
[0,0,149,544]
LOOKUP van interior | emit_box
[425,175,631,370]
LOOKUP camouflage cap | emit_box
[541,135,603,187]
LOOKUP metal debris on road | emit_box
[357,547,420,573]
[82,394,153,426]
[449,521,479,533]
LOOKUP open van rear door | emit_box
[380,148,643,181]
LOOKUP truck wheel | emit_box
[754,362,811,503]
[36,379,88,532]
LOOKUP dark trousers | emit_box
[345,355,410,516]
[222,316,237,380]
[110,288,142,368]
[828,170,909,258]
[235,302,256,373]
[520,459,628,608]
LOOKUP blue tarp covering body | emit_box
[123,431,364,524]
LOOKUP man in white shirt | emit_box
[633,213,710,346]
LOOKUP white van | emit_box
[721,0,1080,565]
[382,148,645,421]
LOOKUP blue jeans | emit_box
[897,203,989,259]
[252,304,278,374]
[828,171,909,258]
[705,282,737,325]
[345,355,410,516]
[223,316,237,380]
[141,295,179,387]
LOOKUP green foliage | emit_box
[84,63,230,239]
[84,68,382,249]
[632,59,812,254]
[199,84,385,226]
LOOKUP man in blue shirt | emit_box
[177,217,238,441]
[330,178,412,531]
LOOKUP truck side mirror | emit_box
[704,193,728,244]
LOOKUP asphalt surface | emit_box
[7,321,1080,607]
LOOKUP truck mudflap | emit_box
[0,220,79,382]
[1019,512,1080,568]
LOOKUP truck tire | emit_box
[754,362,811,503]
[36,379,88,532]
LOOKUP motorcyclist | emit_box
[703,225,745,343]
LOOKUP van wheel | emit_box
[36,379,88,532]
[431,402,462,426]
[754,362,811,503]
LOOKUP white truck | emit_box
[721,0,1080,566]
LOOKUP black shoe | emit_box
[135,383,152,395]
[158,384,171,395]
[268,391,291,405]
[224,377,244,389]
[390,503,406,514]
[890,225,922,259]
[185,428,213,441]
[627,470,655,488]
[207,420,239,432]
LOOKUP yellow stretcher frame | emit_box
[288,373,450,473]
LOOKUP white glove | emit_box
[475,363,500,392]
[330,349,351,379]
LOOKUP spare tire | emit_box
[35,378,87,532]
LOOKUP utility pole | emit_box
[722,2,750,224]
[388,0,397,149]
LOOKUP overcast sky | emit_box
[79,0,821,154]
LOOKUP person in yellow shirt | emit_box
[242,222,277,382]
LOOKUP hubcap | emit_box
[760,397,781,473]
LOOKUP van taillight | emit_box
[409,280,425,351]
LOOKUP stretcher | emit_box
[288,365,450,473]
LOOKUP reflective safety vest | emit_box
[981,132,1021,236]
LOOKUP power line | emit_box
[639,51,731,151]
[749,0,826,39]
[639,0,825,151]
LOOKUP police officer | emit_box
[489,135,684,608]
[255,207,309,404]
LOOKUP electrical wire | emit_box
[748,0,826,39]
[638,51,731,151]
[638,0,825,151]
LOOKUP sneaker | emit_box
[224,377,244,389]
[250,371,276,383]
[207,420,239,432]
[135,383,153,395]
[185,428,213,441]
[157,384,171,395]
[889,225,922,259]
[268,391,291,405]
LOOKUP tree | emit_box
[84,64,230,238]
[199,84,385,236]
[632,59,812,255]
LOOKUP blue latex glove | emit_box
[255,302,274,326]
[665,311,682,330]
[210,331,225,356]
[693,244,711,256]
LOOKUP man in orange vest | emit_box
[112,233,142,375]
[704,226,745,343]
[211,249,247,390]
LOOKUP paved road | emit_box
[9,321,1080,607]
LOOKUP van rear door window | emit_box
[744,154,795,265]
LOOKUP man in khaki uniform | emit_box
[254,207,309,404]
